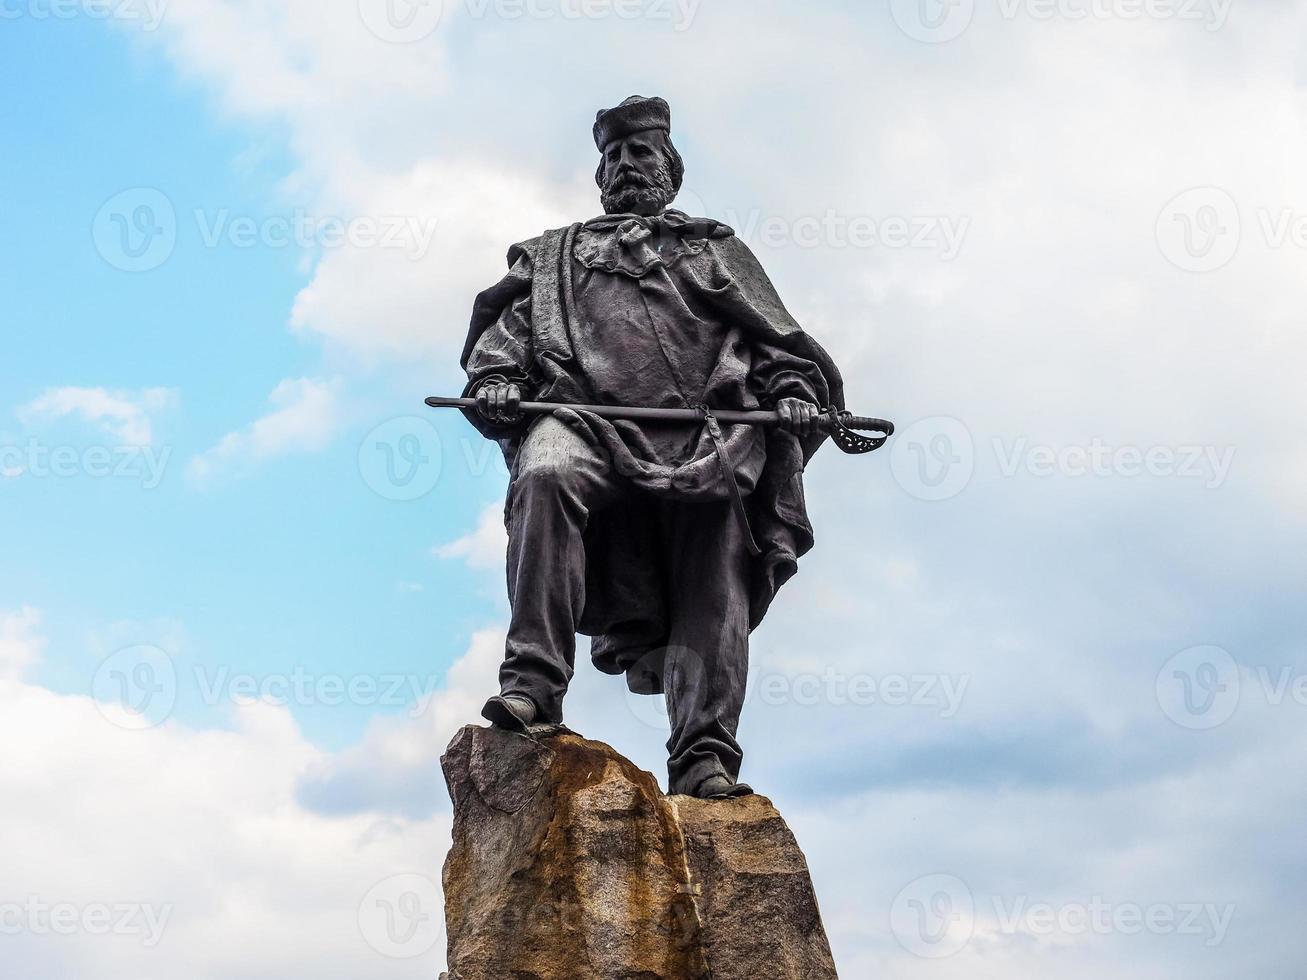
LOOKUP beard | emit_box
[600,162,677,216]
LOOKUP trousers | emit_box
[500,415,752,796]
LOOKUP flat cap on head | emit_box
[593,95,672,150]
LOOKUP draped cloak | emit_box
[460,210,846,694]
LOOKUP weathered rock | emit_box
[440,724,838,980]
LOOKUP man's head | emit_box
[593,96,684,216]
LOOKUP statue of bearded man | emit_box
[459,95,846,799]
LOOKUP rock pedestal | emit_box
[439,724,838,980]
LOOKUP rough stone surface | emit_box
[440,724,838,980]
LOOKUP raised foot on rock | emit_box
[480,694,537,733]
[693,774,755,799]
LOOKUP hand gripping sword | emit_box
[424,396,894,455]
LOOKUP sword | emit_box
[424,396,894,455]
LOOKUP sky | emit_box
[2,0,1306,977]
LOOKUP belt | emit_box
[698,405,763,558]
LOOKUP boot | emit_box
[480,693,538,733]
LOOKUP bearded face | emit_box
[598,131,680,216]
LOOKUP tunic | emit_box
[461,209,845,689]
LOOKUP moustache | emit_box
[609,168,654,190]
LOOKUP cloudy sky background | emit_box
[3,0,1307,976]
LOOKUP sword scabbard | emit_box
[424,396,893,453]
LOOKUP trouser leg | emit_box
[661,498,752,796]
[501,416,621,723]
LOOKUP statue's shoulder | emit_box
[505,234,543,269]
[505,225,578,269]
[706,230,766,272]
[707,228,747,252]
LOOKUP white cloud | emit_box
[126,0,451,182]
[0,609,451,980]
[0,607,44,681]
[18,386,177,446]
[432,503,507,571]
[287,158,581,358]
[187,377,341,482]
[296,627,506,817]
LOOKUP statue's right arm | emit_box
[462,245,537,432]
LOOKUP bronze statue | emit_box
[441,96,888,799]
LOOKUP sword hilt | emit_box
[825,411,894,455]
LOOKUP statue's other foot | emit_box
[693,774,754,800]
[481,694,538,733]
